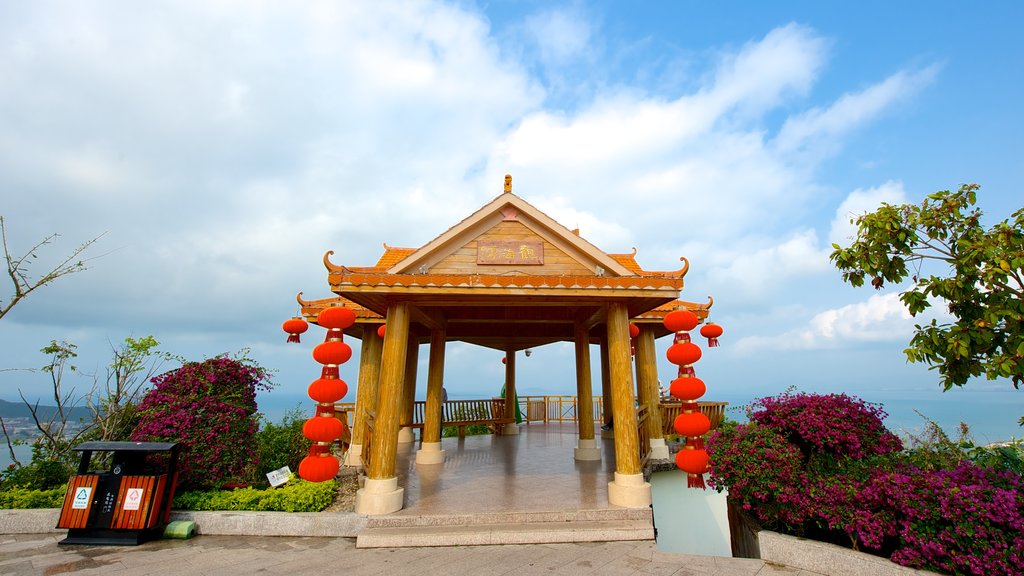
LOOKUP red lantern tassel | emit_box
[287,333,301,343]
[686,436,704,450]
[688,473,706,490]
[321,365,339,379]
[678,365,695,377]
[706,337,719,348]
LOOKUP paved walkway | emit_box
[0,533,817,576]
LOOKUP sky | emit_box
[1,0,1022,443]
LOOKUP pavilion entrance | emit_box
[294,176,712,515]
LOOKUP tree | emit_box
[0,337,172,470]
[830,184,1024,394]
[0,215,104,321]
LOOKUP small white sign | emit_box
[123,488,144,511]
[266,466,292,487]
[72,487,92,510]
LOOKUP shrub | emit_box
[252,408,310,481]
[172,479,336,512]
[0,455,73,491]
[843,462,1024,575]
[132,356,273,489]
[0,486,66,509]
[748,391,902,459]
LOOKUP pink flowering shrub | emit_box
[748,391,902,459]
[708,391,1024,576]
[132,357,273,488]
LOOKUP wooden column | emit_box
[574,322,600,460]
[398,336,419,444]
[347,323,383,466]
[502,350,519,435]
[599,337,612,436]
[356,301,408,515]
[605,302,651,508]
[635,324,668,459]
[416,328,446,464]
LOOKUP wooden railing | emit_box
[336,397,729,438]
[636,405,651,466]
[659,401,728,435]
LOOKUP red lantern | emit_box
[298,453,339,482]
[313,341,352,365]
[673,411,711,437]
[675,447,709,475]
[670,377,706,401]
[282,318,308,343]
[308,378,348,403]
[628,323,640,338]
[666,342,702,366]
[664,309,699,332]
[377,325,386,338]
[501,356,506,364]
[303,416,343,443]
[700,323,723,347]
[318,307,356,330]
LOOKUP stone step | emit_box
[355,518,654,548]
[363,507,652,529]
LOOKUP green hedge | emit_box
[0,486,66,509]
[172,479,337,512]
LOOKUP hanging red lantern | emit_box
[318,306,356,330]
[673,411,711,437]
[700,323,723,347]
[675,447,709,475]
[313,341,352,365]
[670,377,706,401]
[282,318,309,343]
[303,416,344,443]
[308,378,348,403]
[501,356,506,364]
[298,451,339,482]
[666,342,702,366]
[664,309,699,332]
[628,323,640,338]
[377,325,386,338]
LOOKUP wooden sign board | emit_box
[477,240,544,265]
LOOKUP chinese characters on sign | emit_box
[477,240,544,265]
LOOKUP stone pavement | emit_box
[0,533,821,576]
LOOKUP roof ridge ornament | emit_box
[503,173,512,193]
[323,250,344,272]
[677,256,690,279]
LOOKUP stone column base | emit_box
[355,477,405,515]
[502,423,520,435]
[608,472,652,508]
[649,437,670,460]
[574,438,601,461]
[415,441,445,465]
[343,444,363,467]
[397,427,415,444]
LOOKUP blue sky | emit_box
[1,1,1021,442]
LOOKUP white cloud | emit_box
[775,65,940,155]
[735,293,914,352]
[829,181,909,246]
[706,229,831,299]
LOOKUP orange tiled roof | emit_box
[375,245,416,269]
[329,271,683,291]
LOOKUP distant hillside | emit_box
[0,398,92,421]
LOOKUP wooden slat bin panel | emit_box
[56,475,100,529]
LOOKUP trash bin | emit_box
[56,441,181,546]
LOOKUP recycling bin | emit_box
[56,441,181,545]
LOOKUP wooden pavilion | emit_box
[295,175,711,514]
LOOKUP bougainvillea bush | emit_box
[132,356,273,489]
[708,391,1024,576]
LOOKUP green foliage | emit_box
[172,479,336,512]
[830,184,1024,391]
[252,408,310,480]
[0,454,74,491]
[0,486,66,509]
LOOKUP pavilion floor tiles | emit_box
[387,422,622,517]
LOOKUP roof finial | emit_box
[504,174,512,193]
